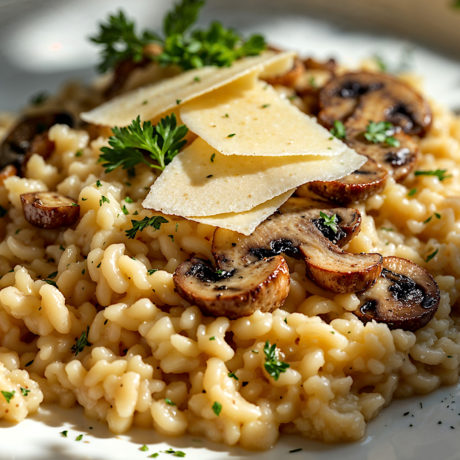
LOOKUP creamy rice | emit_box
[0,76,459,450]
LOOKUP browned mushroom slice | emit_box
[175,256,290,319]
[0,112,74,173]
[174,207,382,318]
[318,72,432,135]
[299,158,388,205]
[263,58,305,88]
[303,57,337,73]
[354,256,440,331]
[21,192,80,229]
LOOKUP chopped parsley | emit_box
[44,279,57,287]
[228,372,238,380]
[212,401,222,416]
[25,360,34,367]
[99,114,188,172]
[407,188,417,197]
[364,121,400,147]
[140,444,149,451]
[425,248,439,263]
[381,227,394,232]
[209,336,216,341]
[263,341,289,381]
[60,430,68,437]
[96,180,102,187]
[124,196,134,203]
[20,387,30,397]
[414,169,452,181]
[75,434,83,441]
[330,120,346,140]
[165,398,176,406]
[1,390,15,403]
[99,195,110,206]
[227,133,236,138]
[71,326,92,356]
[372,54,387,72]
[91,1,265,73]
[289,448,303,453]
[210,153,215,162]
[122,204,129,215]
[163,449,186,457]
[423,213,441,224]
[147,268,158,275]
[261,103,270,108]
[47,271,58,279]
[75,150,83,157]
[125,216,168,239]
[319,211,338,234]
[308,76,317,88]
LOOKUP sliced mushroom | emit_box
[318,72,432,135]
[174,207,382,318]
[318,71,431,181]
[354,256,440,331]
[21,192,80,229]
[299,158,388,205]
[0,112,74,173]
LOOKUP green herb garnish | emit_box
[91,0,265,73]
[364,121,400,147]
[99,114,188,173]
[99,195,110,206]
[330,120,346,140]
[165,398,176,406]
[414,169,452,181]
[212,401,222,416]
[75,434,83,441]
[60,430,68,437]
[263,341,289,381]
[125,216,168,239]
[140,445,149,452]
[228,372,238,380]
[425,248,439,263]
[407,188,417,197]
[20,387,31,397]
[30,91,48,106]
[319,211,338,234]
[71,326,92,356]
[1,390,15,403]
[423,212,441,224]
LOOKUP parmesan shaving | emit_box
[81,51,295,127]
[142,137,366,217]
[189,189,294,235]
[180,80,346,156]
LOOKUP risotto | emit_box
[0,5,460,453]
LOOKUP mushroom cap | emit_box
[174,256,290,319]
[354,256,440,331]
[213,207,382,294]
[318,71,432,136]
[300,157,388,205]
[0,111,74,173]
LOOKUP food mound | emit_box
[0,0,459,451]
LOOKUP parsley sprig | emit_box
[364,121,400,147]
[125,216,168,239]
[91,0,266,73]
[263,341,290,381]
[319,211,338,234]
[90,11,160,73]
[99,114,188,173]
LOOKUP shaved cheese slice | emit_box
[81,51,295,127]
[180,80,345,157]
[189,189,294,235]
[142,137,366,217]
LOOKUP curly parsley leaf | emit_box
[263,341,289,381]
[90,10,160,73]
[71,326,92,356]
[364,121,400,147]
[319,211,338,234]
[163,0,204,36]
[99,114,188,173]
[91,0,266,73]
[125,216,168,239]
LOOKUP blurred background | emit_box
[0,0,459,111]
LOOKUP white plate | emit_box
[0,1,459,459]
